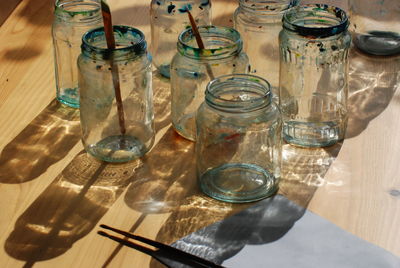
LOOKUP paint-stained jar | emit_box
[196,74,282,203]
[279,4,351,147]
[150,0,212,77]
[78,26,155,163]
[233,0,299,99]
[170,26,249,141]
[52,0,103,108]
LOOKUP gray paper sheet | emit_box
[170,195,400,267]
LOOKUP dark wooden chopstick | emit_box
[98,224,225,268]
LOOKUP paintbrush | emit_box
[100,0,126,137]
[185,8,215,80]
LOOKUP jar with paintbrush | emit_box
[170,24,249,141]
[78,2,155,162]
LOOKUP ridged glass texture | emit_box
[279,4,351,147]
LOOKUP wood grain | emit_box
[0,0,22,26]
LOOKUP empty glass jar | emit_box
[52,0,102,108]
[78,26,155,162]
[349,0,400,55]
[279,4,351,147]
[196,74,282,203]
[150,0,212,77]
[171,25,249,141]
[234,0,299,99]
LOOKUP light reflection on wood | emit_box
[4,151,140,266]
[346,48,400,138]
[279,143,342,209]
[0,99,81,184]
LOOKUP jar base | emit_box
[57,87,79,108]
[87,135,148,163]
[158,63,171,78]
[173,114,196,141]
[353,31,400,56]
[199,163,278,203]
[283,121,344,148]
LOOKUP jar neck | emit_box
[282,4,349,38]
[54,0,102,24]
[177,26,243,60]
[81,26,147,61]
[239,0,299,14]
[205,74,272,113]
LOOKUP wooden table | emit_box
[0,0,399,267]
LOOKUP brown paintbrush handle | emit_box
[186,10,215,80]
[101,0,126,136]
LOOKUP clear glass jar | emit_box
[170,25,249,141]
[150,0,212,77]
[349,0,400,55]
[279,4,351,147]
[52,0,102,108]
[234,0,299,99]
[196,74,282,203]
[78,26,155,163]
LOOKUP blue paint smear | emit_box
[178,4,192,13]
[167,4,176,13]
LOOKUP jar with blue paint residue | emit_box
[234,0,300,101]
[52,0,103,108]
[196,74,282,203]
[78,26,155,163]
[279,4,351,147]
[150,0,212,78]
[349,0,400,55]
[170,25,249,141]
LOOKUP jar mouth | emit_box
[55,0,101,23]
[178,26,242,60]
[81,25,147,60]
[282,4,349,38]
[205,74,272,113]
[239,0,299,14]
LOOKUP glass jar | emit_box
[78,26,155,163]
[196,74,282,203]
[279,4,351,147]
[170,25,249,141]
[349,0,400,55]
[234,0,299,99]
[52,0,102,108]
[150,0,212,77]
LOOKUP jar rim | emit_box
[205,74,272,113]
[282,4,349,38]
[81,25,147,60]
[177,26,242,60]
[55,0,101,19]
[239,0,299,14]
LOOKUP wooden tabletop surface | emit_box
[0,0,399,267]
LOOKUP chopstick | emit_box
[98,224,225,268]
